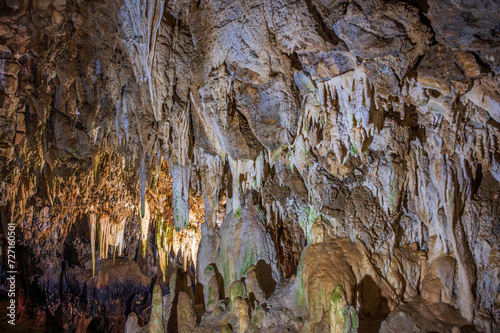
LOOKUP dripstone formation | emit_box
[0,0,499,332]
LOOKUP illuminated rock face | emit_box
[1,0,500,332]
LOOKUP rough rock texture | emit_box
[380,298,477,333]
[0,0,499,332]
[176,291,197,333]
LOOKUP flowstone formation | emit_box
[0,0,499,332]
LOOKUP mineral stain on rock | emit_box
[0,0,499,332]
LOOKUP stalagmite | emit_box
[149,283,163,333]
[329,286,358,333]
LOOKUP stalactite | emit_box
[3,1,499,331]
[90,212,97,277]
[156,215,174,281]
[227,154,266,219]
[177,101,190,166]
[98,216,126,261]
[140,153,147,219]
[141,200,151,257]
[156,216,166,281]
[169,100,192,231]
[228,157,242,219]
[98,215,109,260]
[195,148,224,230]
[115,99,121,143]
[171,223,201,271]
[305,68,385,167]
[264,200,287,227]
[120,0,166,121]
[115,92,130,145]
[171,163,191,231]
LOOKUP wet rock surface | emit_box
[0,0,499,332]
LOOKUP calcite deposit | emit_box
[0,0,499,332]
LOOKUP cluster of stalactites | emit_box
[156,213,201,280]
[156,215,173,281]
[264,199,286,227]
[293,66,499,322]
[172,222,201,272]
[99,215,126,261]
[311,68,383,166]
[227,152,265,219]
[194,147,224,230]
[89,211,127,277]
[119,0,166,121]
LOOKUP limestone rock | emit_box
[229,297,250,333]
[329,286,358,333]
[245,269,265,305]
[417,44,482,95]
[149,284,163,333]
[380,299,475,333]
[428,0,500,72]
[422,254,456,304]
[204,196,280,296]
[229,280,247,303]
[162,293,175,332]
[177,291,197,333]
[298,239,392,326]
[465,74,500,123]
[1,0,499,332]
[206,275,220,312]
[125,313,149,333]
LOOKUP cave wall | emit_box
[0,0,499,332]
